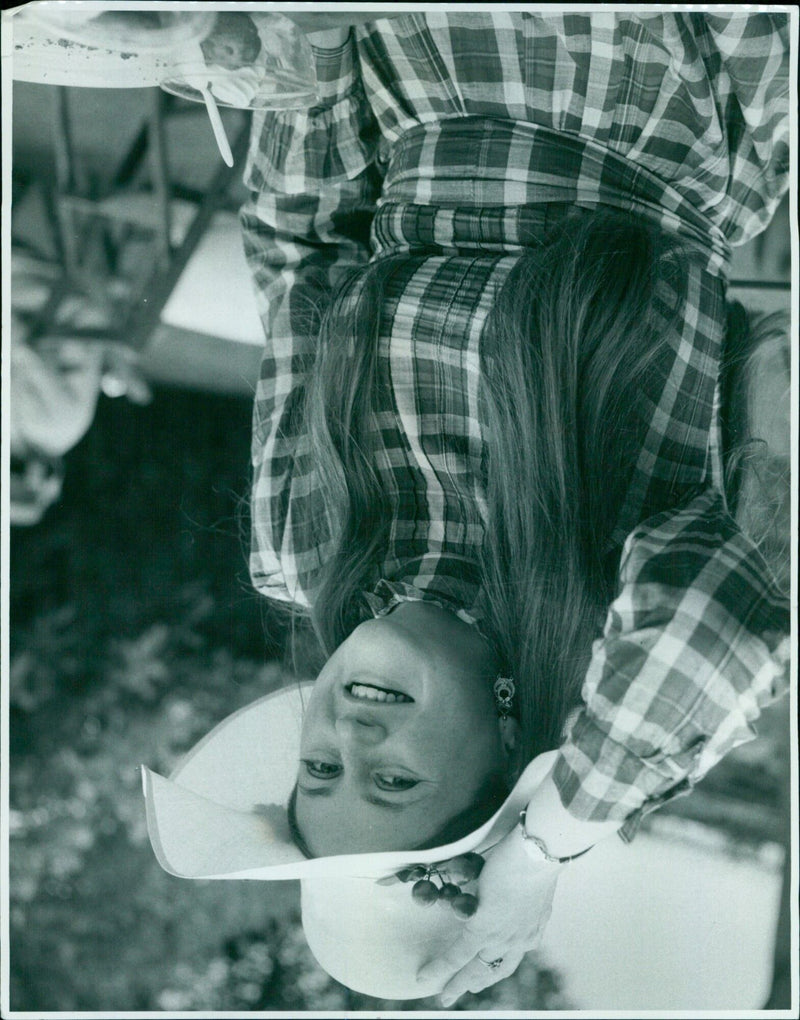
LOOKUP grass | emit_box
[8,382,572,1012]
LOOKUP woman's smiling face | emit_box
[295,601,510,855]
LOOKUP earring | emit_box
[493,676,515,720]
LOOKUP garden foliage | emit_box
[9,387,571,1011]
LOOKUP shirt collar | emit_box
[362,578,485,635]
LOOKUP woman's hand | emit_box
[302,27,351,51]
[416,826,561,1007]
[281,11,408,50]
[280,12,406,34]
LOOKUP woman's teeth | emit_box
[348,682,412,703]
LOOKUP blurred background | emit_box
[7,60,793,1016]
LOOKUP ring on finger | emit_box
[478,955,504,971]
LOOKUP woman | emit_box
[150,9,791,1002]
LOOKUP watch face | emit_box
[519,826,545,859]
[519,825,563,865]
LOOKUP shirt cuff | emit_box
[310,30,359,104]
[552,712,707,826]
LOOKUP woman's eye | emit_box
[303,760,342,779]
[374,773,419,791]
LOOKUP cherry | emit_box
[446,852,484,882]
[412,879,440,905]
[451,892,479,918]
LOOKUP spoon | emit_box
[200,83,233,167]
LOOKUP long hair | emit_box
[720,301,790,594]
[296,263,395,655]
[478,212,689,757]
[276,211,696,760]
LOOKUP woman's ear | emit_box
[498,716,525,784]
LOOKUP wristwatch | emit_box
[518,809,593,865]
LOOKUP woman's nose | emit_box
[335,714,387,746]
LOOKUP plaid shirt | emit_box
[241,12,790,828]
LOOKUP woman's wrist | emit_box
[522,770,621,859]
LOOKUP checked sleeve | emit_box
[553,487,790,838]
[240,33,385,604]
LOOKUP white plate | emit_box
[9,11,170,88]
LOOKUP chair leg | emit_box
[148,88,172,268]
[762,759,792,1008]
[51,87,81,280]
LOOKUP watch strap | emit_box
[518,809,593,864]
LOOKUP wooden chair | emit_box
[26,86,249,353]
